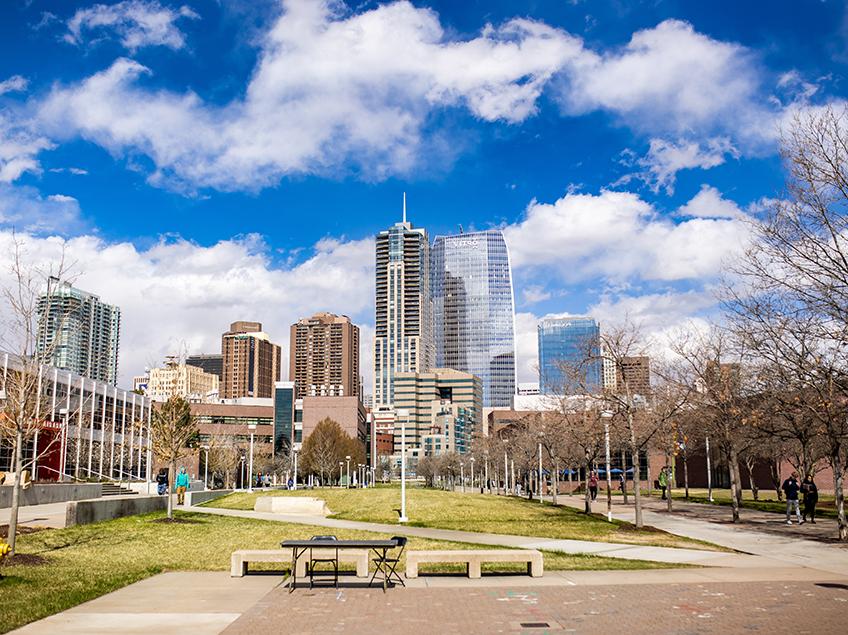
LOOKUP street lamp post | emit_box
[201,445,209,491]
[484,454,489,494]
[705,436,713,502]
[293,450,298,490]
[460,462,465,493]
[240,456,245,490]
[345,455,351,488]
[247,424,257,492]
[397,409,409,522]
[338,461,343,487]
[470,457,475,492]
[602,412,613,522]
[504,452,508,495]
[538,440,543,502]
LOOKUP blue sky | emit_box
[1,0,846,389]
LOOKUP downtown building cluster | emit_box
[2,197,639,483]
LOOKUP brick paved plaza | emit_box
[225,581,848,634]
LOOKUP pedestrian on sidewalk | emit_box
[588,471,599,502]
[156,468,169,496]
[801,475,818,524]
[659,467,669,500]
[175,467,190,505]
[782,472,802,525]
[618,473,625,493]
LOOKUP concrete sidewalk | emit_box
[0,501,68,530]
[187,505,771,569]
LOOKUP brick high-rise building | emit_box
[616,356,651,396]
[221,321,281,399]
[289,312,360,400]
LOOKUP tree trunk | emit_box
[167,460,175,519]
[629,412,643,527]
[583,459,591,514]
[666,453,673,513]
[552,459,559,506]
[745,459,759,501]
[620,449,628,504]
[7,430,24,554]
[770,459,782,501]
[832,450,847,541]
[682,449,690,500]
[727,444,741,523]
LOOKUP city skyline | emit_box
[1,0,844,393]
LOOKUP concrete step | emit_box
[101,484,137,496]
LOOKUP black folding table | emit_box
[281,539,399,592]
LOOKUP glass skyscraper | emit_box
[431,229,516,407]
[538,317,601,395]
[373,200,434,407]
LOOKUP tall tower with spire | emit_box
[373,194,434,407]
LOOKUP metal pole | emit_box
[399,409,408,522]
[538,442,543,501]
[293,451,298,490]
[605,420,613,522]
[461,463,465,493]
[204,448,209,490]
[248,425,255,492]
[705,436,713,502]
[504,452,508,495]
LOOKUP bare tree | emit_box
[0,238,73,554]
[724,105,848,539]
[150,396,198,519]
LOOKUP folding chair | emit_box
[308,535,339,589]
[370,535,407,588]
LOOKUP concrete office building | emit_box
[538,316,601,395]
[393,368,481,454]
[300,396,368,450]
[36,278,121,385]
[431,229,516,408]
[617,356,651,395]
[373,198,434,407]
[221,321,282,399]
[146,358,219,402]
[290,313,360,400]
[186,354,224,381]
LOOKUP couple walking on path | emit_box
[783,472,818,525]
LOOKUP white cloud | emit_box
[503,188,749,283]
[0,112,54,183]
[0,184,83,234]
[678,184,744,219]
[65,0,199,51]
[621,137,739,194]
[521,285,552,305]
[0,75,28,96]
[0,229,375,389]
[39,0,581,190]
[556,19,767,141]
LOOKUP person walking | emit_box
[156,468,168,496]
[782,471,802,525]
[175,467,190,505]
[801,475,818,524]
[658,466,669,500]
[588,471,599,502]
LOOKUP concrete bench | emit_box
[230,549,369,578]
[253,496,330,516]
[405,549,543,579]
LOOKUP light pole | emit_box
[240,455,245,490]
[201,445,209,490]
[247,424,257,492]
[484,453,489,494]
[397,408,409,522]
[338,461,343,487]
[602,411,613,522]
[504,451,508,495]
[470,457,475,492]
[460,462,465,493]
[345,455,351,488]
[538,437,543,502]
[293,450,298,490]
[705,435,713,502]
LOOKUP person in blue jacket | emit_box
[175,467,190,505]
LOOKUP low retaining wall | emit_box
[65,494,166,527]
[185,489,233,506]
[0,483,102,508]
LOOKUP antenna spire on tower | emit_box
[402,191,407,223]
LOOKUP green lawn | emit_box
[0,510,680,634]
[207,485,723,551]
[669,488,839,519]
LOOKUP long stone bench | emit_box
[230,549,369,578]
[405,549,544,579]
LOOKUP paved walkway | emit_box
[187,504,762,568]
[546,493,848,578]
[0,501,67,530]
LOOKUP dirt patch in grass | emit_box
[4,553,48,567]
[150,517,204,525]
[0,525,49,539]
